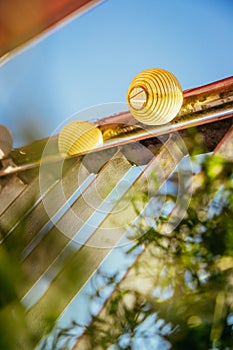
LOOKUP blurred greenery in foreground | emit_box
[45,155,233,350]
[0,150,233,349]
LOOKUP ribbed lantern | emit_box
[0,125,13,159]
[127,68,183,125]
[58,120,103,156]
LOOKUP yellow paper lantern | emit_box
[127,68,183,125]
[58,120,103,156]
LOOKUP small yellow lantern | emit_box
[58,120,103,156]
[127,68,183,125]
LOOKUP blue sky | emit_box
[0,0,233,147]
[0,1,232,347]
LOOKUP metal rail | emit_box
[0,76,233,177]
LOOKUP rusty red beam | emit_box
[0,76,232,177]
[96,76,233,126]
[0,0,103,63]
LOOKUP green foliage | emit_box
[0,150,232,350]
[0,246,34,349]
[70,154,233,350]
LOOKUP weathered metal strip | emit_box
[21,166,142,310]
[25,135,187,345]
[0,177,42,237]
[0,176,26,218]
[2,159,90,254]
[0,158,74,237]
[19,150,132,298]
[84,134,187,249]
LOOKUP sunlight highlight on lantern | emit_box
[58,120,103,156]
[127,68,183,125]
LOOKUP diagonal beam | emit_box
[0,0,104,64]
[24,134,187,346]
